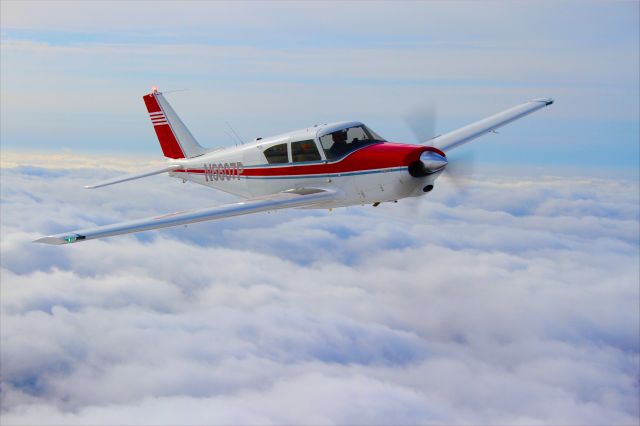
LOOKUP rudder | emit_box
[143,89,206,159]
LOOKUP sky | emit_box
[1,1,639,170]
[1,1,639,425]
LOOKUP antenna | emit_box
[225,121,245,145]
[222,129,238,147]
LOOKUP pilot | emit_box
[331,130,348,155]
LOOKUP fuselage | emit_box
[167,135,444,209]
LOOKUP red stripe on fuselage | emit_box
[143,93,185,159]
[179,143,443,177]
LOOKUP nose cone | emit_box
[420,151,448,172]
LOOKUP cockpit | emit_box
[261,122,386,165]
[318,124,386,161]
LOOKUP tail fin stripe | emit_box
[143,90,206,159]
[143,93,185,159]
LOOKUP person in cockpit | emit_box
[331,130,349,156]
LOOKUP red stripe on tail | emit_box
[143,93,185,159]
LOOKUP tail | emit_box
[142,88,206,159]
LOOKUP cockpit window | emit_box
[319,125,385,161]
[264,143,289,164]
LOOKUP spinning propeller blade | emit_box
[441,150,475,189]
[405,103,438,144]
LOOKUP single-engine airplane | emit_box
[34,88,553,244]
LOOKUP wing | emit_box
[430,98,554,152]
[34,188,339,245]
[84,164,182,189]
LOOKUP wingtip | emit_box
[33,236,65,245]
[531,97,554,106]
[33,234,85,245]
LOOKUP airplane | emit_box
[34,88,553,245]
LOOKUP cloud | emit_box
[1,159,638,425]
[0,151,162,172]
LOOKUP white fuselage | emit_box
[166,140,442,209]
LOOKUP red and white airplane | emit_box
[35,88,553,244]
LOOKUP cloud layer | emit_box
[1,161,638,425]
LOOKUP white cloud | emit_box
[0,159,638,425]
[0,151,160,171]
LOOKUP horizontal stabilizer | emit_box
[84,164,182,189]
[34,188,340,244]
[430,98,554,152]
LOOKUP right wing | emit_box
[430,98,554,152]
[34,188,339,245]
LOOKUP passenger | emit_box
[299,142,318,161]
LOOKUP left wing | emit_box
[34,188,339,245]
[429,98,554,152]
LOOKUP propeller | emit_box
[403,103,475,185]
[405,103,438,143]
[441,150,475,189]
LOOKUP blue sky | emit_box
[1,1,638,171]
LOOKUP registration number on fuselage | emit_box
[203,162,244,182]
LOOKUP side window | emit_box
[264,143,289,164]
[291,140,321,162]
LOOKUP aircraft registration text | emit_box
[203,162,244,181]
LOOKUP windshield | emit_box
[319,125,385,161]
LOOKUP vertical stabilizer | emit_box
[142,89,206,159]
